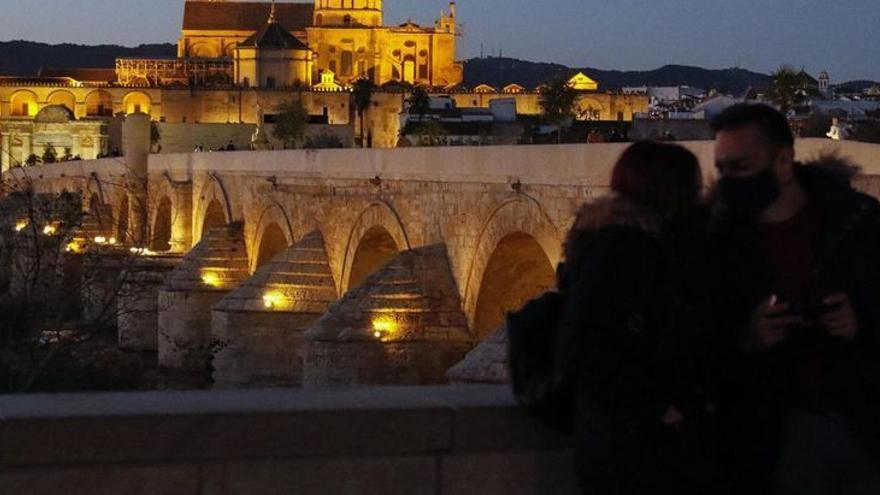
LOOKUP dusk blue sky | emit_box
[1,0,877,81]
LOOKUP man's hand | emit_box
[822,293,860,340]
[747,296,801,351]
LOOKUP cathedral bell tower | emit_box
[313,0,383,27]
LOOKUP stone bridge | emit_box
[6,117,880,388]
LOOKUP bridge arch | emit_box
[251,202,295,272]
[339,201,411,294]
[151,195,173,252]
[85,191,114,239]
[194,177,233,243]
[116,194,130,244]
[462,196,562,336]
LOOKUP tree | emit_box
[407,86,431,122]
[42,144,58,164]
[351,78,376,148]
[0,163,184,393]
[540,78,578,143]
[767,65,817,115]
[272,99,309,149]
[150,121,162,153]
[413,121,448,146]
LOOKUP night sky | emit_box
[0,0,877,81]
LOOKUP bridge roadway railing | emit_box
[146,139,880,185]
[0,385,577,495]
[5,139,880,189]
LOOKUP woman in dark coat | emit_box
[558,141,716,494]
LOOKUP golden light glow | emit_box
[201,271,222,288]
[65,241,84,253]
[42,224,58,236]
[109,237,118,245]
[371,315,398,340]
[14,220,28,232]
[262,290,286,310]
[94,236,107,244]
[130,247,158,256]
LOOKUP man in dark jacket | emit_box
[710,104,880,494]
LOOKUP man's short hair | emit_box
[711,103,794,149]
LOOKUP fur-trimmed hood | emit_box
[564,194,665,268]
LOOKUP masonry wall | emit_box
[0,386,578,495]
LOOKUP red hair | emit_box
[611,141,702,217]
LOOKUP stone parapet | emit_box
[0,386,577,495]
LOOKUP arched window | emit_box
[10,90,38,117]
[343,14,352,26]
[85,90,113,117]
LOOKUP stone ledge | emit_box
[0,386,570,468]
[0,464,201,495]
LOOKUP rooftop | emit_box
[182,1,313,32]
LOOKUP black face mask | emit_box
[718,164,781,220]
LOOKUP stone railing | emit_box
[3,157,129,181]
[0,385,578,495]
[146,138,880,186]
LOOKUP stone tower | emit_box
[819,70,831,99]
[313,0,383,27]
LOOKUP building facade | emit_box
[0,0,650,166]
[172,0,462,89]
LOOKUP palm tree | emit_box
[539,78,577,143]
[351,78,376,148]
[767,65,817,115]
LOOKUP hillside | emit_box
[463,57,773,95]
[0,40,176,76]
[0,41,873,97]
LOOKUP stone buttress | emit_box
[211,231,337,388]
[117,254,183,351]
[157,224,249,371]
[303,243,473,387]
[446,326,510,384]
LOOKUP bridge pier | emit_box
[157,224,250,372]
[303,244,473,387]
[211,231,337,388]
[447,326,510,384]
[117,254,183,351]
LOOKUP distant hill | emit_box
[0,40,176,76]
[834,80,880,93]
[0,41,873,97]
[463,57,773,95]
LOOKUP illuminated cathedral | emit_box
[115,0,463,89]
